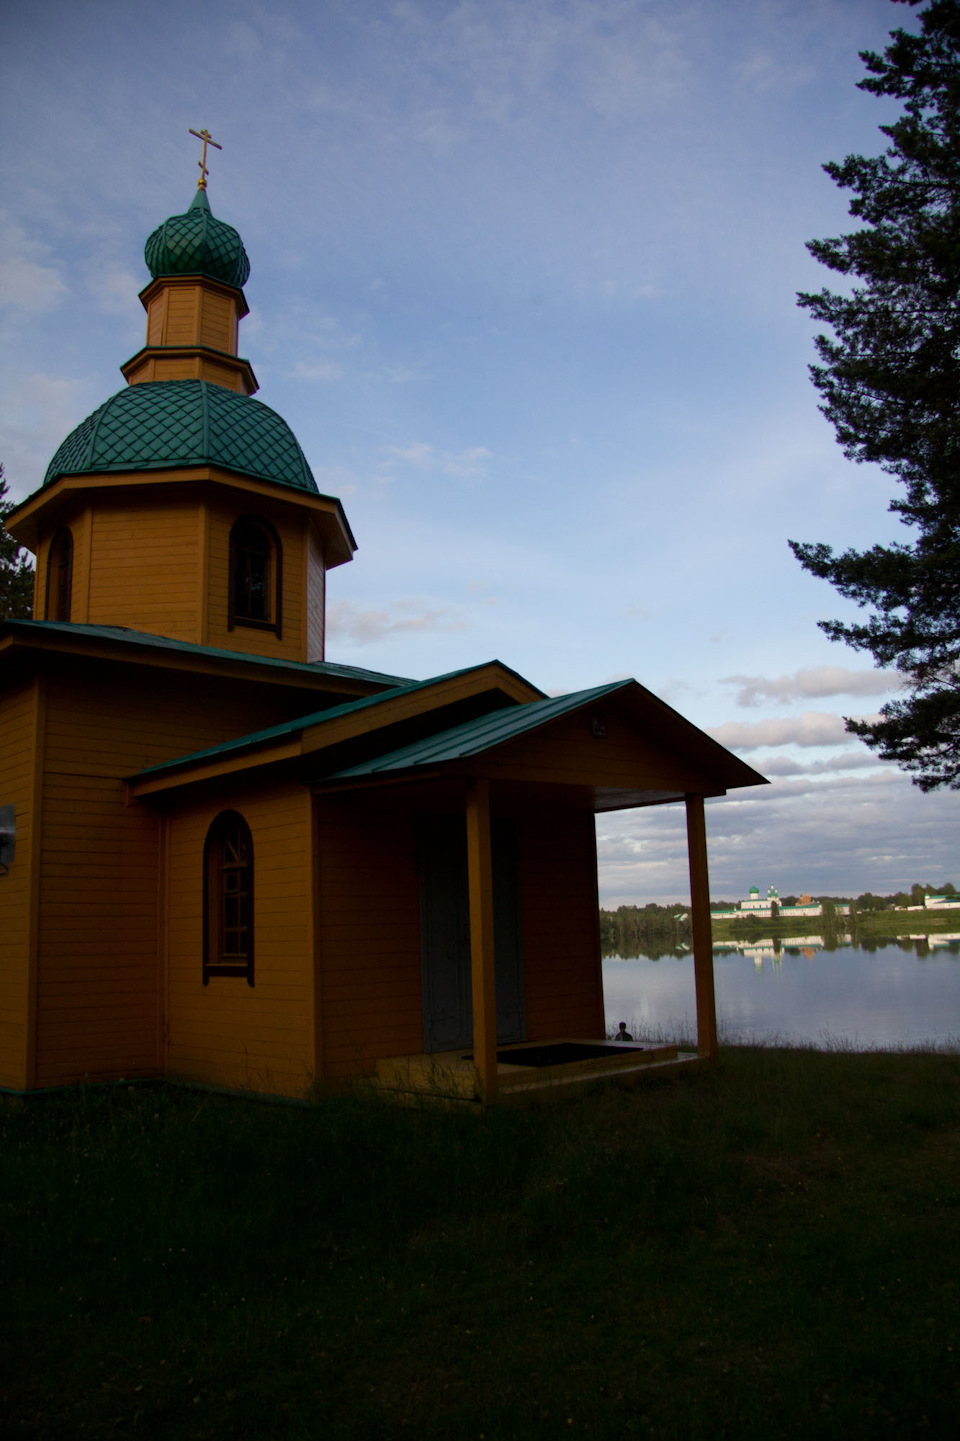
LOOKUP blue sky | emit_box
[3,0,957,902]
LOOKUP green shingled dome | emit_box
[144,188,250,290]
[44,380,318,493]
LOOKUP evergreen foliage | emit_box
[599,902,690,958]
[791,0,960,789]
[0,466,33,621]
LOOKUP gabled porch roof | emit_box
[127,663,766,807]
[320,677,766,809]
[127,658,544,799]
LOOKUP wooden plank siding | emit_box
[127,356,242,390]
[315,793,607,1079]
[196,289,236,354]
[305,527,325,663]
[33,529,49,620]
[518,809,605,1042]
[85,496,201,642]
[163,286,200,347]
[472,707,718,793]
[316,795,423,1078]
[73,505,94,623]
[148,282,240,355]
[35,769,160,1084]
[0,680,42,1088]
[164,785,316,1098]
[146,293,164,347]
[33,490,320,665]
[29,667,313,1088]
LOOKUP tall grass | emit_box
[3,1048,959,1439]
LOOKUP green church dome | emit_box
[44,380,318,494]
[144,188,250,290]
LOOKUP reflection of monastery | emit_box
[0,164,768,1103]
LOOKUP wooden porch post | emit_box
[685,793,718,1060]
[465,777,498,1103]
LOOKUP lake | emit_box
[602,935,960,1050]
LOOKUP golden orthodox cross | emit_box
[189,127,222,190]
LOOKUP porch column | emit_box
[466,777,498,1103]
[685,793,718,1060]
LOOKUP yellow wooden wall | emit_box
[30,667,308,1088]
[0,680,42,1089]
[164,783,316,1098]
[316,795,423,1078]
[82,494,201,641]
[480,706,714,792]
[32,489,324,665]
[305,526,325,663]
[314,794,607,1078]
[126,353,246,391]
[146,293,164,346]
[146,283,239,354]
[518,809,605,1041]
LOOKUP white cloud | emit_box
[596,768,960,906]
[0,220,66,313]
[723,665,899,708]
[386,442,435,469]
[707,711,881,752]
[759,752,888,778]
[288,359,344,381]
[0,373,93,500]
[326,597,467,645]
[385,442,492,478]
[443,446,492,477]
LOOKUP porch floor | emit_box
[368,1037,702,1105]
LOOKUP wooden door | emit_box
[418,816,525,1052]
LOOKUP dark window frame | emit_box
[228,515,282,638]
[45,527,74,622]
[203,810,255,986]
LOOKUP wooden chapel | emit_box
[0,162,766,1103]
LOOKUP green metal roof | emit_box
[44,380,318,493]
[135,685,417,779]
[1,619,412,688]
[327,681,632,779]
[132,660,541,780]
[144,188,250,289]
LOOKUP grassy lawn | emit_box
[852,911,960,941]
[710,909,960,945]
[2,1048,959,1440]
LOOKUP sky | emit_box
[2,0,957,903]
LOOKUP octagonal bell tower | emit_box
[6,162,354,664]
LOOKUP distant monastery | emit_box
[712,887,849,921]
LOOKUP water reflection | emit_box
[710,933,960,961]
[602,935,960,1050]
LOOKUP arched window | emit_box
[203,811,255,986]
[228,516,282,637]
[46,528,73,622]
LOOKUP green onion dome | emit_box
[44,380,317,494]
[144,188,250,290]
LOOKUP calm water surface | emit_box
[602,937,960,1049]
